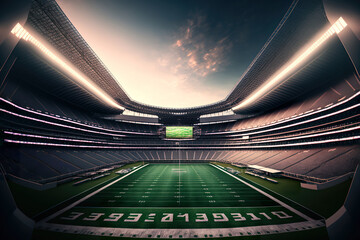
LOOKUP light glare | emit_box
[233,17,348,111]
[10,23,125,111]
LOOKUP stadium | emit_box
[0,0,359,239]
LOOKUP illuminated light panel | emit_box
[229,103,360,137]
[4,131,118,145]
[10,23,125,111]
[0,97,154,135]
[4,135,360,149]
[229,125,360,145]
[0,108,126,138]
[165,126,193,139]
[232,17,347,111]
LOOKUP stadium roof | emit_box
[10,0,356,122]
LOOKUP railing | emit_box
[6,161,130,186]
[282,171,328,183]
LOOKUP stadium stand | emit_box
[0,0,359,239]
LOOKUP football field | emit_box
[37,163,324,238]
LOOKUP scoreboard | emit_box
[165,126,193,139]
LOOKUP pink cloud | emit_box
[57,0,231,108]
[158,15,232,82]
[176,40,182,47]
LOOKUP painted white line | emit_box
[210,164,313,221]
[39,164,149,224]
[70,205,281,209]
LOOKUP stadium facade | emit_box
[0,0,359,239]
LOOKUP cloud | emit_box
[158,15,233,84]
[57,1,232,108]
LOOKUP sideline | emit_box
[38,164,149,224]
[210,163,313,221]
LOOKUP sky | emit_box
[56,0,291,108]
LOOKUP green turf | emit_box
[78,164,277,208]
[213,162,351,218]
[8,162,143,217]
[7,162,334,239]
[48,164,307,229]
[51,205,302,229]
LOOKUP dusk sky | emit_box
[56,0,291,108]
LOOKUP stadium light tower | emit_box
[232,17,347,112]
[10,23,125,111]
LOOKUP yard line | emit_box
[39,164,149,224]
[73,205,281,209]
[210,164,313,221]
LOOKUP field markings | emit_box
[35,164,327,238]
[71,205,282,209]
[38,164,149,224]
[210,164,313,221]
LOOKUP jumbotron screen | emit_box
[165,126,193,139]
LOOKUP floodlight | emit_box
[233,17,347,111]
[10,23,125,111]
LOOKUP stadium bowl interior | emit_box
[0,0,360,239]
